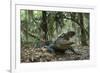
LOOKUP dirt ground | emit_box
[21,45,89,63]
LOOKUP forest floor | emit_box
[21,46,89,63]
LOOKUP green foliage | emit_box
[20,10,90,48]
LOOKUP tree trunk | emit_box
[79,13,88,46]
[40,11,48,47]
[28,10,33,25]
[25,10,28,42]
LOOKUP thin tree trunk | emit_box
[41,11,48,40]
[28,10,33,25]
[25,10,28,42]
[79,13,87,46]
[40,11,48,47]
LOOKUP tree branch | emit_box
[22,27,46,42]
